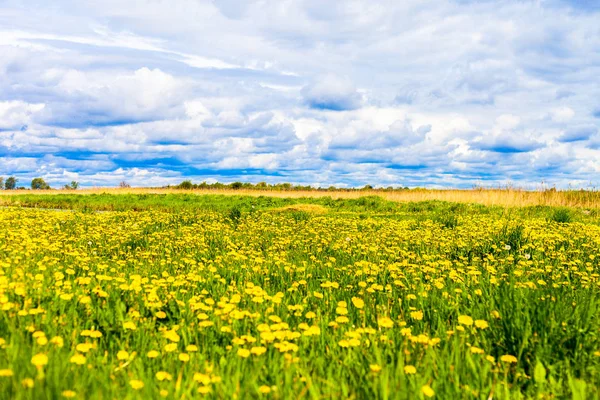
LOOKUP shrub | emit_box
[550,208,572,224]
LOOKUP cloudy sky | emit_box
[1,0,599,188]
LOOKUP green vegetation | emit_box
[0,194,599,399]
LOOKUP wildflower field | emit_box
[0,194,599,399]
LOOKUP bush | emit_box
[178,180,194,190]
[550,208,572,224]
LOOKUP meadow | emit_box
[0,193,599,399]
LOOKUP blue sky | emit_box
[0,0,599,188]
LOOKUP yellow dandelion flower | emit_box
[458,315,473,326]
[351,297,365,309]
[500,355,518,363]
[179,353,190,362]
[122,321,136,331]
[164,343,178,352]
[186,345,199,352]
[129,380,144,390]
[369,364,382,373]
[31,353,48,368]
[470,347,484,354]
[259,385,271,394]
[62,390,76,398]
[475,320,489,329]
[251,346,267,356]
[377,317,394,328]
[21,378,35,388]
[76,343,93,353]
[410,311,423,321]
[155,371,172,381]
[421,385,435,397]
[117,350,129,360]
[70,353,86,365]
[0,369,14,377]
[237,348,251,358]
[147,350,160,358]
[193,373,211,385]
[404,365,417,374]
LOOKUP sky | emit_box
[0,0,599,189]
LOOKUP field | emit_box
[0,193,599,399]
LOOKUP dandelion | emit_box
[117,350,129,360]
[164,343,178,352]
[70,353,86,365]
[147,350,160,358]
[237,348,251,358]
[377,317,394,328]
[31,353,48,368]
[259,385,272,394]
[410,311,423,321]
[404,365,417,374]
[129,380,144,390]
[475,320,489,329]
[500,355,518,363]
[421,385,435,398]
[62,390,77,398]
[21,378,35,388]
[458,315,473,326]
[179,353,190,362]
[370,364,382,373]
[0,369,14,377]
[351,297,365,309]
[251,346,267,356]
[155,371,172,381]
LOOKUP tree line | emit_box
[0,176,411,191]
[170,180,410,192]
[0,176,79,190]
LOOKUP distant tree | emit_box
[63,181,79,190]
[178,180,193,190]
[362,185,373,190]
[119,181,131,188]
[0,177,3,190]
[31,178,51,190]
[230,182,243,189]
[5,176,18,190]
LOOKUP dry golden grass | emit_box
[2,187,600,209]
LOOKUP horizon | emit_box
[1,0,599,188]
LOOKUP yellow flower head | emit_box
[404,365,417,374]
[421,385,435,398]
[351,297,365,309]
[129,380,144,390]
[31,353,48,368]
[500,355,518,363]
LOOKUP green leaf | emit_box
[534,360,546,384]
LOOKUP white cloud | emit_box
[1,0,599,188]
